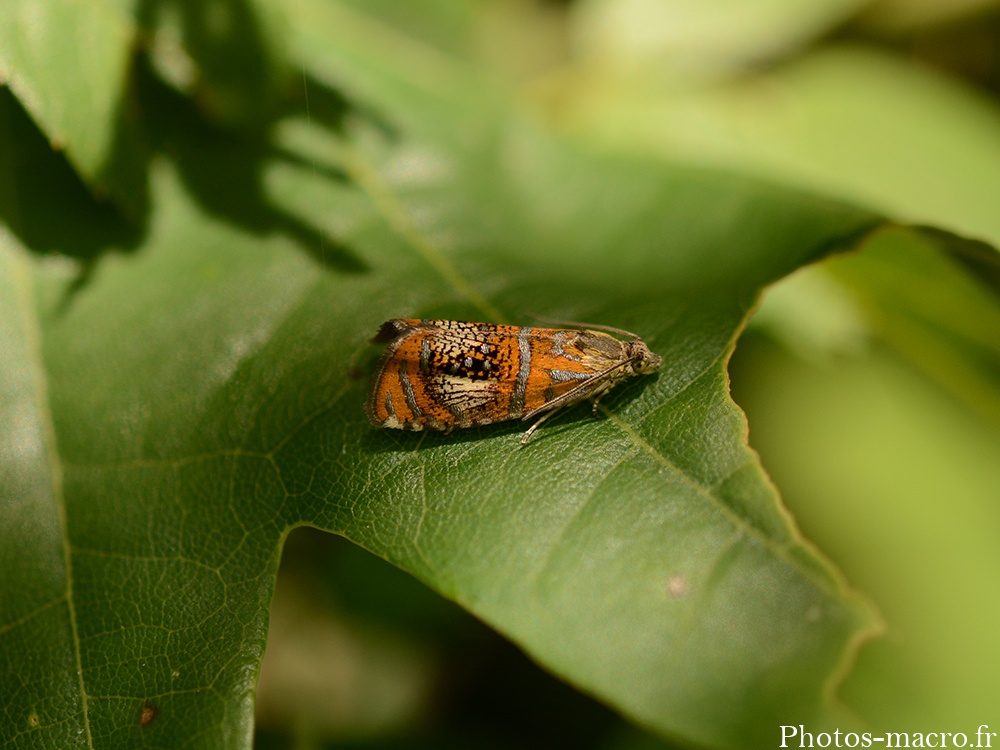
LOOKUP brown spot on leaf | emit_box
[140,704,158,726]
[665,576,687,598]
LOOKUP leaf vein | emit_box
[11,247,94,748]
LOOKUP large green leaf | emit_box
[563,43,1000,248]
[571,0,870,78]
[0,2,896,749]
[2,97,882,750]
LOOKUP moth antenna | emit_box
[525,312,641,340]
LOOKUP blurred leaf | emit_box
[570,0,870,79]
[255,564,434,739]
[748,264,871,363]
[751,223,1000,427]
[331,0,478,62]
[0,0,135,184]
[561,44,1000,249]
[859,0,1000,31]
[828,225,1000,426]
[730,334,1000,729]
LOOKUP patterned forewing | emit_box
[366,320,631,431]
[368,322,520,429]
[420,325,518,425]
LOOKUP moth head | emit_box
[626,340,662,375]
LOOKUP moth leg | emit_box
[520,406,564,446]
[589,384,614,417]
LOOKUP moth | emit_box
[365,318,661,444]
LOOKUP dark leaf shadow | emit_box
[916,225,1000,297]
[0,88,141,261]
[123,0,377,274]
[131,52,368,275]
[5,0,397,309]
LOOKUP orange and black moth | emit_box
[365,319,662,444]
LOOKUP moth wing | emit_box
[423,327,515,354]
[421,329,513,421]
[519,334,635,420]
[427,373,500,411]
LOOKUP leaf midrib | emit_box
[11,249,94,749]
[340,138,506,324]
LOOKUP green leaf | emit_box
[0,0,135,185]
[571,0,870,77]
[730,329,1000,729]
[3,116,879,750]
[0,2,891,748]
[562,43,1000,249]
[828,225,1000,425]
